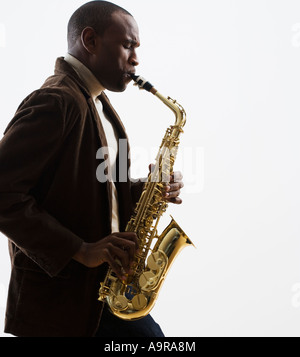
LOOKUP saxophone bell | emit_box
[100,216,193,321]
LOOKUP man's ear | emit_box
[81,27,99,54]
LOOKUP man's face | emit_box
[91,12,140,92]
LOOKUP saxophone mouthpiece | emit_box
[130,74,157,94]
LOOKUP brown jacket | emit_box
[0,58,143,336]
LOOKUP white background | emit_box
[0,0,300,337]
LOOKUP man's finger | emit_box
[113,238,136,267]
[102,247,127,281]
[170,171,183,183]
[166,197,182,205]
[113,232,139,250]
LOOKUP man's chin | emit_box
[108,83,128,93]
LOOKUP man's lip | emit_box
[123,72,135,82]
[124,72,135,78]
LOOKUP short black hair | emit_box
[67,0,132,48]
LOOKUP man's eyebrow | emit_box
[126,38,140,47]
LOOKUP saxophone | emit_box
[98,75,193,320]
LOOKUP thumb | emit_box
[148,163,155,173]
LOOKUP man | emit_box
[0,1,183,337]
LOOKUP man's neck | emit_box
[64,53,105,99]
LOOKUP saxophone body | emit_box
[98,75,193,320]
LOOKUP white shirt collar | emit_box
[64,53,105,100]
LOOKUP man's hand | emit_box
[163,171,184,205]
[149,164,184,205]
[73,232,139,281]
[74,165,184,280]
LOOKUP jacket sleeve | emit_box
[0,90,83,277]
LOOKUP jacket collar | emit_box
[54,57,128,140]
[64,54,105,100]
[54,57,92,100]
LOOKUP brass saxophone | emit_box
[98,75,193,320]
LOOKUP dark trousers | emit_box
[95,305,165,337]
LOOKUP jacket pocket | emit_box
[13,249,71,279]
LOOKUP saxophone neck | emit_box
[131,74,186,128]
[155,91,186,128]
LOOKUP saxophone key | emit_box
[139,271,157,291]
[147,251,166,271]
[131,293,148,311]
[112,295,128,311]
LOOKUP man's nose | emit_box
[130,52,139,66]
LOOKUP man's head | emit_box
[67,1,140,92]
